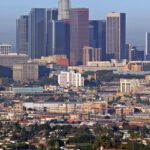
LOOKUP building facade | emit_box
[13,63,39,81]
[58,71,84,87]
[16,15,28,54]
[0,44,12,54]
[28,8,46,59]
[58,0,70,20]
[0,53,29,68]
[89,20,106,60]
[70,8,89,65]
[47,8,58,21]
[83,46,101,65]
[106,12,126,60]
[120,79,140,94]
[145,32,150,60]
[40,55,69,66]
[47,20,70,56]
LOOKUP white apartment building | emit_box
[58,71,84,87]
[120,79,140,94]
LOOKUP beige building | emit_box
[13,63,39,81]
[12,101,23,112]
[23,101,108,115]
[83,46,101,65]
[115,105,134,116]
[68,59,127,73]
[0,53,29,68]
[120,79,140,94]
[23,102,82,114]
[82,101,108,115]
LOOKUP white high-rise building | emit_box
[58,0,70,20]
[58,71,84,87]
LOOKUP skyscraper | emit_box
[89,20,106,60]
[28,8,46,59]
[58,0,70,20]
[47,20,70,56]
[47,8,58,21]
[70,8,89,66]
[106,12,126,60]
[16,15,28,54]
[145,32,150,60]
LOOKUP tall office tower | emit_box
[145,32,150,60]
[89,20,106,60]
[28,8,46,59]
[47,8,58,21]
[58,0,70,20]
[70,8,89,66]
[106,12,126,60]
[83,46,101,65]
[47,9,58,56]
[47,20,70,57]
[16,15,28,54]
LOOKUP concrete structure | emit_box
[0,44,12,54]
[115,105,134,116]
[0,53,29,68]
[145,32,150,60]
[23,102,81,114]
[40,55,69,66]
[58,0,70,20]
[120,79,140,94]
[83,46,101,65]
[58,71,84,87]
[129,61,150,71]
[68,60,127,73]
[28,8,46,59]
[70,8,89,65]
[16,15,28,54]
[89,20,106,60]
[13,63,39,81]
[23,101,107,114]
[82,101,108,115]
[106,12,126,60]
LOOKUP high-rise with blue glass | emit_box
[28,8,46,59]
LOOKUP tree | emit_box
[46,137,64,150]
[93,135,112,149]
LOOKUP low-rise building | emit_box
[82,101,108,115]
[13,63,39,81]
[58,71,84,87]
[0,43,12,54]
[115,105,134,116]
[40,55,69,66]
[0,53,29,68]
[83,46,101,65]
[23,101,108,115]
[120,79,140,94]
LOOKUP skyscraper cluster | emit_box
[16,0,126,66]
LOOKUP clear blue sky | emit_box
[0,0,150,48]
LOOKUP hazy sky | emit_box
[0,0,150,48]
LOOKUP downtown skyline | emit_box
[0,0,150,47]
